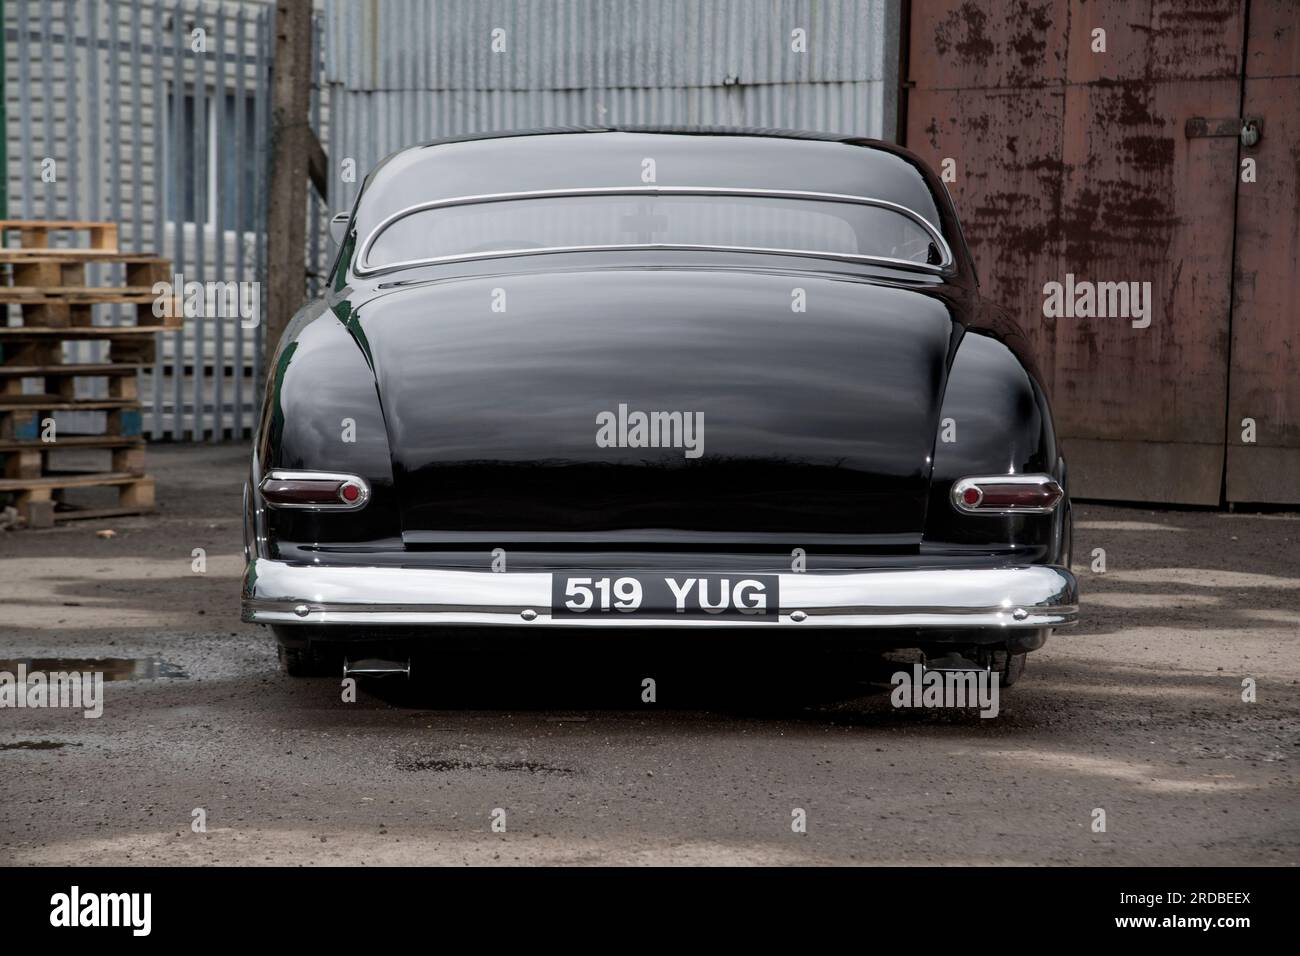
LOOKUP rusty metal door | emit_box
[1226,1,1300,504]
[905,1,1295,506]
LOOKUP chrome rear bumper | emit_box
[242,559,1078,630]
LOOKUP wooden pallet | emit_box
[0,286,160,305]
[0,250,170,265]
[0,255,179,329]
[0,434,141,452]
[0,472,155,526]
[0,361,143,377]
[0,332,163,372]
[1,444,146,483]
[0,363,143,407]
[0,220,168,527]
[1,402,144,462]
[0,219,120,253]
[0,393,151,525]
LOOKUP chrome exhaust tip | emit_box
[342,658,411,679]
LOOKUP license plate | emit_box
[551,573,780,621]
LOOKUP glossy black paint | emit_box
[250,129,1067,572]
[254,299,399,548]
[363,266,953,538]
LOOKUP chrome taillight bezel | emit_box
[951,474,1063,515]
[259,470,371,511]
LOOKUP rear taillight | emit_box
[259,471,370,510]
[951,475,1062,514]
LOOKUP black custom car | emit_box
[242,127,1076,684]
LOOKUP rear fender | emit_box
[925,327,1068,564]
[253,300,400,558]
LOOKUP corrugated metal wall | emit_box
[323,0,902,211]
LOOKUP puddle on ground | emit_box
[0,658,188,681]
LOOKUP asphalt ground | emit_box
[1,444,1296,865]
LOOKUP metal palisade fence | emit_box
[3,0,331,440]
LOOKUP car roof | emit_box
[352,127,950,245]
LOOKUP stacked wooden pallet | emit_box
[0,220,180,527]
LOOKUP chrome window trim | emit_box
[354,186,956,276]
[260,470,371,511]
[951,474,1064,516]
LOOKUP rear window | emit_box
[361,191,946,272]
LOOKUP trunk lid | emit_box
[353,268,956,544]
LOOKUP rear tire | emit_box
[276,642,342,677]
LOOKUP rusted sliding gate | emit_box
[904,0,1299,505]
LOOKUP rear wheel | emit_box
[1000,651,1027,688]
[273,630,344,677]
[277,644,314,677]
[276,644,343,677]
